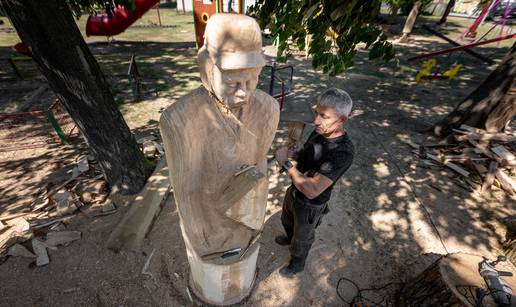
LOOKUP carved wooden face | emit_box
[211,65,261,109]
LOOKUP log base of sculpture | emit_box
[183,228,259,305]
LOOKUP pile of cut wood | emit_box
[0,155,110,265]
[0,134,167,265]
[408,125,516,195]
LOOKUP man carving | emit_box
[159,13,279,305]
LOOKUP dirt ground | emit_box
[1,12,515,307]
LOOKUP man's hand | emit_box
[275,146,288,166]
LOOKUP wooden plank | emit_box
[441,154,486,162]
[454,130,516,143]
[0,218,32,255]
[403,140,420,150]
[491,145,516,163]
[0,211,32,222]
[32,238,49,266]
[495,170,516,195]
[106,159,171,252]
[481,161,498,193]
[458,124,486,134]
[469,140,504,163]
[426,153,470,177]
[471,162,488,175]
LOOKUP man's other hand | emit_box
[275,146,288,166]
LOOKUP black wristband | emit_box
[283,160,293,170]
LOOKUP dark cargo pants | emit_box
[280,186,328,271]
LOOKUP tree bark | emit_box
[438,0,456,25]
[1,0,147,194]
[398,1,422,43]
[398,253,516,306]
[434,44,516,137]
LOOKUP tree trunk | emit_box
[434,44,516,137]
[398,253,516,306]
[1,0,147,194]
[397,1,422,43]
[504,217,516,267]
[438,0,456,25]
[389,5,400,24]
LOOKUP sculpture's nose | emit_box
[235,82,247,98]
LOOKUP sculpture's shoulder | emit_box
[252,89,280,119]
[161,87,209,120]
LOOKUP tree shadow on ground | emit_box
[239,31,514,304]
[0,20,514,306]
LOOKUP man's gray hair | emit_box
[316,88,353,118]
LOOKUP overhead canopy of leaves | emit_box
[249,0,395,76]
[66,0,135,18]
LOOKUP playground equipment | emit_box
[126,54,157,101]
[410,0,515,66]
[410,27,515,62]
[265,63,294,110]
[458,0,514,41]
[192,0,244,48]
[0,99,77,152]
[86,0,161,36]
[415,58,462,83]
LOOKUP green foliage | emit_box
[66,0,135,18]
[385,0,406,10]
[399,0,433,14]
[249,0,395,76]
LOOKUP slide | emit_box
[86,0,160,36]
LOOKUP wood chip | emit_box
[481,161,498,193]
[32,238,49,266]
[77,157,89,173]
[0,211,33,222]
[45,231,81,247]
[471,162,488,175]
[495,170,516,195]
[458,124,487,134]
[30,215,75,230]
[491,145,515,163]
[454,130,516,143]
[0,218,32,254]
[142,141,157,158]
[469,140,503,163]
[426,153,470,177]
[52,190,78,216]
[7,243,36,258]
[153,142,164,155]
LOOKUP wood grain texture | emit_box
[160,87,279,257]
[106,159,171,252]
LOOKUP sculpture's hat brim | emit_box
[213,51,265,70]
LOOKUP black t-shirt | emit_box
[293,130,354,206]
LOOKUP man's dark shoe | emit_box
[279,265,302,278]
[274,235,291,246]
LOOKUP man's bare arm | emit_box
[286,167,333,200]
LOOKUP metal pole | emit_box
[417,25,498,64]
[268,63,276,96]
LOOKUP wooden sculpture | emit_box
[159,13,280,305]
